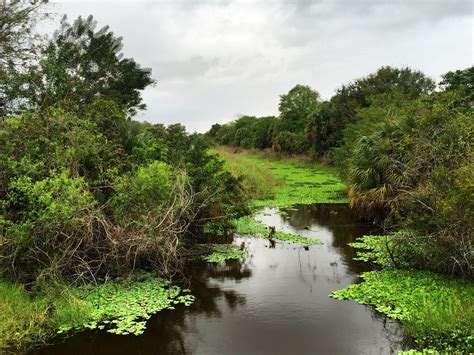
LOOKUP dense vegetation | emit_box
[207,67,473,278]
[1,1,472,353]
[0,2,246,351]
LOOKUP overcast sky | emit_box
[44,0,473,132]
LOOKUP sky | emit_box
[43,0,473,132]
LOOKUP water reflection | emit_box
[34,204,406,355]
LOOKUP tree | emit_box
[347,92,473,275]
[278,85,320,133]
[327,66,435,149]
[1,15,154,115]
[439,66,473,106]
[305,102,334,156]
[0,0,47,65]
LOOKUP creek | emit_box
[34,204,406,354]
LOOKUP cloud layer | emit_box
[47,0,473,132]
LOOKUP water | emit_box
[34,204,406,355]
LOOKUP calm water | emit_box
[34,204,406,355]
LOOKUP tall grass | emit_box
[214,146,284,200]
[0,280,90,352]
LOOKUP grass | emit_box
[215,146,348,208]
[331,270,474,353]
[203,244,245,262]
[212,147,284,200]
[0,280,91,352]
[0,273,195,352]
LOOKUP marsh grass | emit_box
[0,281,91,352]
[213,146,284,200]
[215,146,347,208]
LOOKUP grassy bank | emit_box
[331,270,474,352]
[0,274,194,352]
[215,146,347,208]
[0,281,90,352]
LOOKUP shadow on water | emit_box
[33,204,407,355]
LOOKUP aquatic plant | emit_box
[61,273,194,336]
[203,244,245,262]
[331,270,474,352]
[233,215,323,245]
[274,231,323,245]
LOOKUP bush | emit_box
[110,161,175,221]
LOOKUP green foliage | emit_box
[215,146,283,200]
[278,84,320,133]
[0,0,47,68]
[325,66,435,154]
[110,161,174,221]
[331,270,474,352]
[233,215,268,236]
[346,91,473,275]
[272,131,308,154]
[66,273,195,336]
[203,244,245,263]
[0,273,195,351]
[439,66,473,105]
[349,235,397,268]
[273,231,323,245]
[2,15,154,116]
[0,170,101,283]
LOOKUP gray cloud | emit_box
[46,0,473,132]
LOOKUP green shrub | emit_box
[110,161,175,222]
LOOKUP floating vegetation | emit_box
[204,244,245,263]
[60,273,195,336]
[233,215,268,236]
[274,231,323,245]
[331,270,474,353]
[233,215,322,245]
